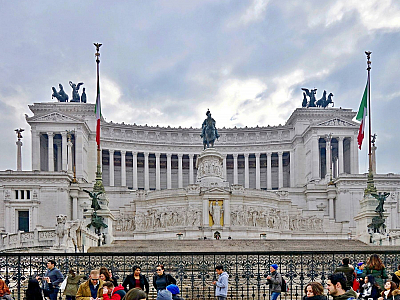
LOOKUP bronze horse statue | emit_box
[201,110,220,149]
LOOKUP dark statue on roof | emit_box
[301,88,334,108]
[52,84,69,102]
[201,109,220,149]
[52,82,86,103]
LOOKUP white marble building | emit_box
[1,101,400,249]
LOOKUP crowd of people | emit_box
[1,254,400,300]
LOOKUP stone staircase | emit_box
[88,238,393,253]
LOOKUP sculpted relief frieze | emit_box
[133,206,202,231]
[230,205,323,232]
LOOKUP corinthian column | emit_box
[255,153,260,189]
[61,132,67,171]
[167,153,172,189]
[132,152,138,189]
[267,152,272,190]
[121,150,126,186]
[109,149,115,186]
[233,154,238,184]
[155,153,161,190]
[47,132,54,172]
[338,137,344,174]
[244,153,249,188]
[278,151,283,189]
[189,154,194,184]
[144,152,149,190]
[178,154,183,188]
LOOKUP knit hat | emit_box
[357,262,365,267]
[270,264,278,270]
[167,284,180,295]
[156,290,172,300]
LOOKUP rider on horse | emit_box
[201,109,220,149]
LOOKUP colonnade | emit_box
[102,150,294,190]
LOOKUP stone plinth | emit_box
[196,148,229,188]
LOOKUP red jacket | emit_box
[103,285,126,300]
[0,279,11,297]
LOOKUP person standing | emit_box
[334,258,355,290]
[303,282,327,300]
[76,270,104,300]
[212,265,229,300]
[44,260,64,300]
[64,270,86,300]
[26,278,43,300]
[122,266,149,294]
[362,254,388,291]
[326,273,357,300]
[267,264,282,300]
[153,265,176,292]
[390,265,400,288]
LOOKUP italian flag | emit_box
[95,84,101,149]
[356,80,368,149]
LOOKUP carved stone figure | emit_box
[201,110,220,149]
[209,200,223,226]
[55,214,68,247]
[69,81,84,102]
[80,87,87,103]
[52,84,69,102]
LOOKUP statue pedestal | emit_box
[196,148,229,188]
[354,193,389,244]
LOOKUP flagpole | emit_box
[94,42,105,193]
[365,51,376,194]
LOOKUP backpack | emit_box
[281,278,288,293]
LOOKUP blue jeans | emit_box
[271,292,281,300]
[48,288,59,300]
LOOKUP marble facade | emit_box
[0,101,400,248]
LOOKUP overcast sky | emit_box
[0,0,399,175]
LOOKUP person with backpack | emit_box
[334,258,355,290]
[267,264,282,300]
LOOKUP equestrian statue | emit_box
[201,109,220,149]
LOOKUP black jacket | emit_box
[303,295,327,300]
[122,274,149,294]
[152,273,176,291]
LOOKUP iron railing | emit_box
[1,251,400,300]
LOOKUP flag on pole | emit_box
[95,85,101,148]
[356,80,368,149]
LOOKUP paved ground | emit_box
[88,239,400,253]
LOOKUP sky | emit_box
[0,0,399,174]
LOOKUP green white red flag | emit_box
[356,80,368,149]
[95,84,101,149]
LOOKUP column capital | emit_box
[189,153,194,158]
[167,153,172,158]
[266,152,272,157]
[61,131,67,137]
[109,149,115,155]
[233,153,238,158]
[155,152,161,158]
[278,151,283,156]
[255,153,260,158]
[244,153,249,158]
[144,152,149,157]
[178,153,183,158]
[337,136,345,141]
[47,132,54,137]
[132,151,138,156]
[121,150,126,155]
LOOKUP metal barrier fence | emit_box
[1,251,400,300]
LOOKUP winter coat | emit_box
[102,285,126,300]
[26,279,43,300]
[215,271,229,297]
[0,279,11,297]
[332,288,357,300]
[153,274,176,291]
[303,295,327,300]
[334,265,355,289]
[122,274,149,293]
[267,271,282,293]
[361,282,379,300]
[76,279,104,300]
[44,267,64,289]
[172,295,185,300]
[64,274,86,296]
[362,267,388,290]
[391,271,400,287]
[388,289,400,300]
